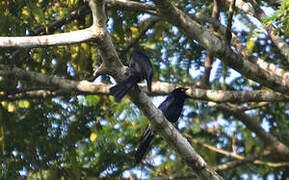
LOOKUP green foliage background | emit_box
[0,0,289,179]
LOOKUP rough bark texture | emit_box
[152,0,289,95]
[86,0,223,179]
[1,65,287,102]
[1,0,289,179]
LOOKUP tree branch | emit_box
[199,0,221,89]
[1,64,289,102]
[150,51,191,84]
[0,0,157,49]
[119,17,160,57]
[226,0,236,44]
[187,88,288,102]
[152,0,289,96]
[0,89,69,100]
[106,0,157,15]
[86,1,222,179]
[151,172,196,180]
[228,0,289,64]
[191,12,289,82]
[0,28,99,48]
[187,137,289,168]
[0,65,109,93]
[213,103,289,160]
[214,153,261,171]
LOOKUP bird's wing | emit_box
[143,57,153,76]
[158,94,175,112]
[146,69,153,92]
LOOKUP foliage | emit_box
[264,0,289,36]
[0,0,289,179]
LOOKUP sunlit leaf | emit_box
[17,100,30,108]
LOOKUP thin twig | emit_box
[226,0,236,44]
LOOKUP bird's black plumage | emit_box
[135,88,190,163]
[109,50,153,103]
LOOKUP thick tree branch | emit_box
[7,6,90,61]
[86,1,222,179]
[2,1,286,178]
[1,60,221,179]
[193,12,289,82]
[0,28,99,48]
[152,0,289,96]
[1,65,289,102]
[228,0,289,63]
[187,88,288,102]
[0,0,156,49]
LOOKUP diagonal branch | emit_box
[228,0,289,63]
[87,0,222,179]
[0,0,157,49]
[119,17,160,57]
[192,12,289,82]
[152,0,289,96]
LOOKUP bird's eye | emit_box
[181,88,185,92]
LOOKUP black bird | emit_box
[135,88,191,163]
[110,50,153,103]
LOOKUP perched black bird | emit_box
[110,50,153,103]
[135,88,191,163]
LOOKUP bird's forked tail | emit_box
[109,75,138,103]
[135,127,154,163]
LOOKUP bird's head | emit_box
[172,88,191,99]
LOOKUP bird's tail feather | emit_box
[135,127,154,163]
[147,73,153,92]
[109,75,138,103]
